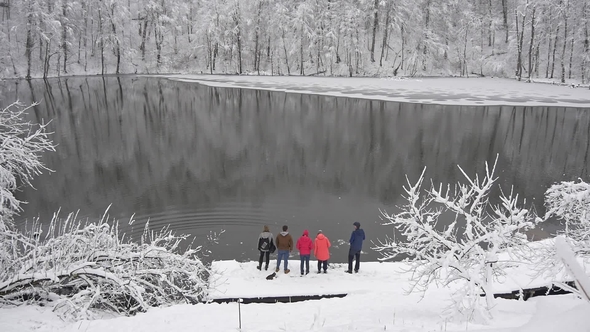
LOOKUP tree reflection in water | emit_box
[1,77,588,261]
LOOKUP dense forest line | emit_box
[0,0,588,81]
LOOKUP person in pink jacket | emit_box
[296,230,313,276]
[314,230,331,274]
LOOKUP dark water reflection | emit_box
[1,77,589,262]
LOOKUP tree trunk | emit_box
[528,7,536,80]
[43,39,51,79]
[335,33,341,63]
[110,3,120,74]
[99,1,105,75]
[422,0,431,70]
[535,40,540,77]
[502,0,509,43]
[234,4,242,74]
[187,6,192,43]
[61,0,68,74]
[568,38,574,79]
[370,0,379,62]
[281,29,290,75]
[546,11,552,78]
[155,25,163,68]
[253,0,262,72]
[515,10,523,80]
[213,42,218,71]
[25,0,33,80]
[583,2,589,84]
[551,19,560,79]
[39,36,43,62]
[561,0,568,84]
[379,2,390,67]
[488,0,493,47]
[90,6,95,57]
[140,16,148,61]
[253,24,259,73]
[401,25,405,71]
[299,27,304,75]
[463,24,468,77]
[83,0,88,71]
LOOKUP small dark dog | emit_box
[266,272,277,280]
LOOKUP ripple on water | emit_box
[122,200,318,239]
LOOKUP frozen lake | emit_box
[1,76,589,262]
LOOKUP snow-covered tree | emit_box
[0,102,54,228]
[530,179,590,282]
[0,210,209,319]
[0,102,210,318]
[375,157,538,322]
[545,179,590,246]
[555,236,590,302]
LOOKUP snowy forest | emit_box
[0,0,589,81]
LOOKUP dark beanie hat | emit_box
[353,222,361,229]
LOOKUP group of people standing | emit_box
[256,222,366,276]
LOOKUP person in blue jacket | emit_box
[346,222,365,273]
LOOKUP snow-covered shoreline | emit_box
[166,74,590,107]
[3,256,590,332]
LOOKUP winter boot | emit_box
[284,269,290,274]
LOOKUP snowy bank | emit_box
[2,258,590,332]
[208,255,586,301]
[165,75,590,107]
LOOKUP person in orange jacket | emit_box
[314,230,331,273]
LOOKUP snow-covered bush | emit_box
[375,158,538,322]
[0,210,209,319]
[0,102,209,319]
[545,180,590,249]
[554,236,590,302]
[0,102,54,228]
[530,180,590,284]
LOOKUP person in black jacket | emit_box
[346,222,365,273]
[257,225,275,271]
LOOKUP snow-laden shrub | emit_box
[545,180,590,246]
[0,102,54,228]
[0,102,209,319]
[375,157,539,322]
[0,210,209,319]
[555,236,590,302]
[531,180,590,283]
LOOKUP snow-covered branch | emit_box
[0,102,55,227]
[531,180,590,285]
[0,102,209,319]
[0,211,209,319]
[376,156,538,322]
[555,236,590,302]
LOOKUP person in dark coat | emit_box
[346,222,365,273]
[257,225,275,271]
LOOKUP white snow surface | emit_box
[2,258,590,332]
[165,75,590,107]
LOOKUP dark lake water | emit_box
[1,76,589,262]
